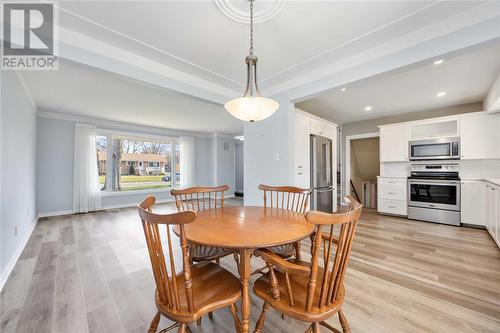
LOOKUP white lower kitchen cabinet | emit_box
[485,182,500,248]
[377,177,407,216]
[461,180,486,226]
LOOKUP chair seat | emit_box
[265,242,296,258]
[189,243,234,261]
[253,260,344,322]
[156,262,241,322]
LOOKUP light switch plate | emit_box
[274,152,280,161]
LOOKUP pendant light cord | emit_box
[249,0,254,55]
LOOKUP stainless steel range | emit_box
[407,163,461,226]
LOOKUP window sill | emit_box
[100,187,179,197]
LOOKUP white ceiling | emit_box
[296,42,500,124]
[21,61,243,134]
[56,0,487,91]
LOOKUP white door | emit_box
[380,125,409,162]
[461,180,485,226]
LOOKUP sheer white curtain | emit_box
[73,123,101,213]
[180,136,195,188]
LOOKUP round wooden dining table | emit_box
[176,205,315,333]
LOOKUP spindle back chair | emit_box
[259,184,312,214]
[171,185,229,212]
[253,196,363,333]
[256,185,312,268]
[171,185,238,267]
[137,196,242,333]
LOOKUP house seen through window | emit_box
[97,135,181,192]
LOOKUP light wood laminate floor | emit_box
[1,198,500,333]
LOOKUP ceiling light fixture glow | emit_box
[340,87,347,92]
[364,106,372,111]
[224,0,279,122]
[436,91,447,97]
[433,59,444,65]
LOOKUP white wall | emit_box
[214,135,236,194]
[36,117,74,214]
[485,71,500,112]
[244,98,293,205]
[1,71,37,288]
[36,115,234,215]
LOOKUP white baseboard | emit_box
[0,216,38,292]
[37,209,73,218]
[101,197,177,211]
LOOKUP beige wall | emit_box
[350,137,380,198]
[341,102,482,198]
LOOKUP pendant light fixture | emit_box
[224,0,279,122]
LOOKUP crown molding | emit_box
[267,3,500,101]
[37,109,219,138]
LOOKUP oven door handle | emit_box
[408,179,460,185]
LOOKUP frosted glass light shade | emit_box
[224,96,279,122]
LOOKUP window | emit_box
[96,134,179,192]
[96,135,107,191]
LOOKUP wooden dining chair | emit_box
[258,184,312,261]
[137,196,242,333]
[252,196,362,333]
[171,185,239,268]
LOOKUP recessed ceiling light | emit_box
[364,106,372,111]
[436,92,447,97]
[433,59,444,65]
[340,87,347,92]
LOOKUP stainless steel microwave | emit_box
[409,137,460,161]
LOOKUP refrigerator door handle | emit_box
[311,136,317,188]
[326,140,331,185]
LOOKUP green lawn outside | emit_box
[99,175,167,184]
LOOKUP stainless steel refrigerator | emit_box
[310,135,334,213]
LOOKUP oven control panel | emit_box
[410,164,459,172]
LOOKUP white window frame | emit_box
[96,129,180,195]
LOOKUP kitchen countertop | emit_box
[377,175,407,178]
[461,178,500,186]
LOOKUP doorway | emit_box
[235,140,244,197]
[344,133,380,208]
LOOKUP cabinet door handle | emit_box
[297,172,303,175]
[388,192,396,195]
[388,205,396,209]
[298,165,302,168]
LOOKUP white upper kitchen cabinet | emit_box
[461,180,486,226]
[379,124,409,162]
[310,118,336,139]
[460,112,500,160]
[294,112,311,170]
